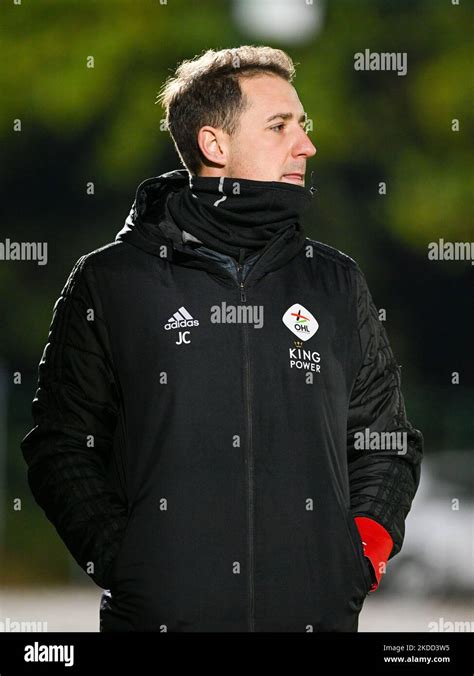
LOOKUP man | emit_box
[21,45,423,632]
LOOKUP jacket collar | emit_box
[115,170,308,288]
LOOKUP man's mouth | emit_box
[282,173,304,184]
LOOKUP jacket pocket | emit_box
[102,512,137,590]
[102,417,133,589]
[111,410,128,504]
[106,508,152,592]
[345,510,373,595]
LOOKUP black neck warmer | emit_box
[165,174,315,264]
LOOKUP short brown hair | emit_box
[156,46,296,175]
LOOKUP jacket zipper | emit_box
[237,262,246,302]
[235,261,255,632]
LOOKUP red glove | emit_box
[354,516,393,592]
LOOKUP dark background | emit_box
[0,0,472,609]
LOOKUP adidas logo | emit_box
[164,306,199,331]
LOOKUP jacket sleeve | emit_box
[20,254,128,589]
[347,264,423,589]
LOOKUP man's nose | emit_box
[294,128,317,158]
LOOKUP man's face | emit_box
[225,74,317,186]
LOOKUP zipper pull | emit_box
[236,261,246,302]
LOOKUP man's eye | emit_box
[271,124,285,132]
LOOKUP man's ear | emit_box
[197,126,228,169]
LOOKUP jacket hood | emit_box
[115,169,191,256]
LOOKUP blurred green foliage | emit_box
[0,0,471,241]
[0,0,472,584]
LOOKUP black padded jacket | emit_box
[21,170,423,632]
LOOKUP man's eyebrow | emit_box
[265,112,308,124]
